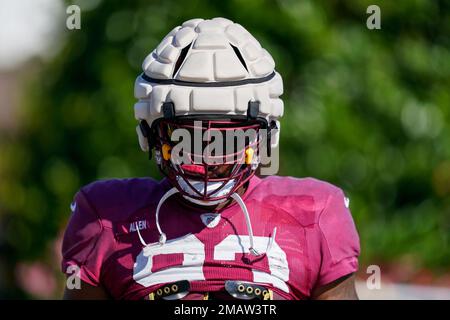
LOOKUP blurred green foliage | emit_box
[0,0,449,297]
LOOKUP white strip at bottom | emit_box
[356,281,450,300]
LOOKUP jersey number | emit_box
[133,234,290,292]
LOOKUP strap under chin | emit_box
[136,187,179,247]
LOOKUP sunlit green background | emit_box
[0,0,449,298]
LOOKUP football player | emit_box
[62,18,360,300]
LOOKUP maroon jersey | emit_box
[61,175,360,299]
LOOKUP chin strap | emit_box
[136,187,179,247]
[230,192,260,256]
[137,187,268,257]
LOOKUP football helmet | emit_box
[134,17,283,205]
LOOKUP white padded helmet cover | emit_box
[134,17,284,151]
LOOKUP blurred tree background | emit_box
[0,0,449,298]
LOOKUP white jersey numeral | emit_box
[133,234,290,292]
[214,235,290,292]
[133,234,205,287]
